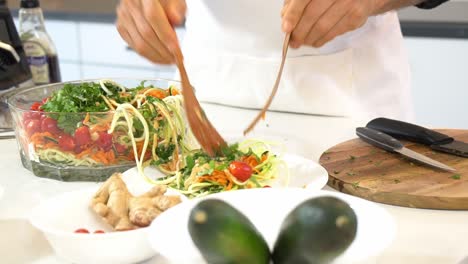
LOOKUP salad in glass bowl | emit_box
[8,78,194,181]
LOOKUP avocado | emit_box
[188,198,270,264]
[272,196,358,264]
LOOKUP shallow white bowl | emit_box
[29,180,184,264]
[148,188,396,264]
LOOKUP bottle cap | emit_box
[20,0,40,8]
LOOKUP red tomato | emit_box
[93,230,105,234]
[58,134,76,151]
[74,228,89,234]
[114,143,127,153]
[25,119,41,136]
[41,117,60,135]
[23,112,42,122]
[74,126,91,146]
[263,185,271,188]
[228,161,253,182]
[96,132,113,151]
[30,102,43,111]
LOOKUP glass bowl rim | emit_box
[7,77,182,114]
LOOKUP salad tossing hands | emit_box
[116,0,186,64]
[281,0,376,48]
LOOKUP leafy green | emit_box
[41,82,124,134]
[152,143,176,165]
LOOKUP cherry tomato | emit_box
[96,132,113,151]
[41,117,60,135]
[114,143,127,154]
[58,134,76,152]
[25,119,41,136]
[93,230,105,234]
[74,126,91,146]
[74,228,89,234]
[263,185,271,188]
[30,102,43,111]
[23,112,42,123]
[228,161,253,182]
[42,97,49,104]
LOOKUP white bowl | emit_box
[148,188,396,264]
[29,180,184,264]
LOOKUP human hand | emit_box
[116,0,186,64]
[281,0,376,48]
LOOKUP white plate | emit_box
[148,188,396,264]
[121,152,329,193]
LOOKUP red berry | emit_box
[74,228,89,234]
[74,126,91,146]
[58,134,76,152]
[25,119,41,136]
[228,161,253,182]
[96,132,113,151]
[41,117,60,135]
[30,102,42,111]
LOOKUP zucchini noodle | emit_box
[31,78,288,196]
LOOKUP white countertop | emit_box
[1,103,468,264]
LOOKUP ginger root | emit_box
[90,173,181,231]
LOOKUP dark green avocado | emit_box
[272,196,358,264]
[188,198,271,264]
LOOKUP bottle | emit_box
[18,0,61,85]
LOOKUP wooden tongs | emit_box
[172,46,227,157]
[243,33,291,135]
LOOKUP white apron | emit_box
[181,0,414,122]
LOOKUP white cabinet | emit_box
[404,37,468,129]
[22,19,182,82]
[59,62,81,81]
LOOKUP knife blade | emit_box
[367,117,468,158]
[356,127,456,172]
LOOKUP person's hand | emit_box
[281,0,376,48]
[116,0,186,64]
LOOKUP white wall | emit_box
[404,37,468,129]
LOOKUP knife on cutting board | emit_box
[356,127,456,172]
[367,118,468,157]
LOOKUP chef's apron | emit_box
[181,0,414,122]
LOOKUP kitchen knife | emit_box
[356,127,456,172]
[367,117,468,158]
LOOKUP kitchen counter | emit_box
[8,0,468,38]
[1,102,468,263]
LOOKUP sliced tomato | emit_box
[74,228,89,234]
[114,143,127,154]
[30,102,43,111]
[41,117,60,135]
[74,126,91,146]
[25,119,41,136]
[58,134,76,152]
[228,161,253,182]
[93,230,105,234]
[96,132,113,151]
[23,112,42,123]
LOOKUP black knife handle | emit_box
[366,118,453,146]
[356,127,403,152]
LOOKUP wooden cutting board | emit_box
[319,129,468,210]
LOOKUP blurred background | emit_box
[5,0,468,129]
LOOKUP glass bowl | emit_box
[7,78,181,182]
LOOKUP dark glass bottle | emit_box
[18,0,61,84]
